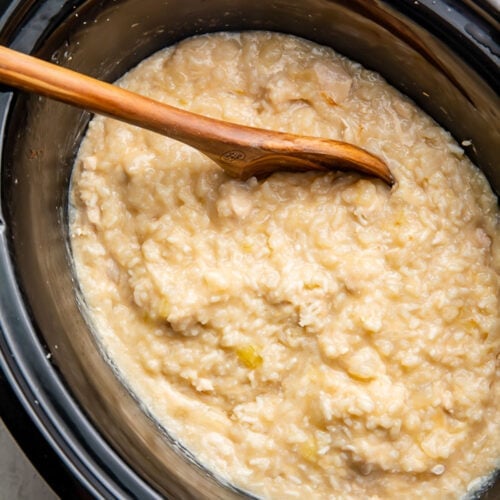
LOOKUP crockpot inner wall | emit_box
[1,0,498,498]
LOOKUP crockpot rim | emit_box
[0,0,498,498]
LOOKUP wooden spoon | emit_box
[0,45,393,184]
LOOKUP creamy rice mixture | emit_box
[70,32,500,498]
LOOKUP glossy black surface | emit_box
[0,0,498,498]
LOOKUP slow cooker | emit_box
[0,0,498,498]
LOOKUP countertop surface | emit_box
[0,419,57,500]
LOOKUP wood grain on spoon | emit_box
[0,45,394,184]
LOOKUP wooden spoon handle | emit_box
[0,45,228,152]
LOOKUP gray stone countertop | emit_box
[0,419,57,500]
